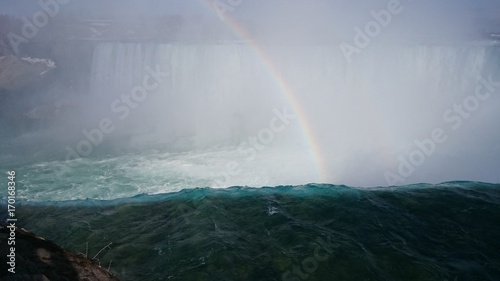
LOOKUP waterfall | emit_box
[89,42,500,185]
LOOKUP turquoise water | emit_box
[1,42,500,280]
[6,182,500,280]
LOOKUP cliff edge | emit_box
[1,224,120,281]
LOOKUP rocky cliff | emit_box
[0,55,55,93]
[0,224,120,281]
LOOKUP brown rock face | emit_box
[1,225,120,281]
[0,55,55,93]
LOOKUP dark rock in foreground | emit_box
[0,224,120,281]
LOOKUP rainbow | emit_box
[200,0,331,182]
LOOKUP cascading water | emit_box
[3,2,500,280]
[3,40,500,281]
[3,42,499,201]
[85,42,500,190]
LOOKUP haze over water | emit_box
[1,2,500,280]
[1,0,500,190]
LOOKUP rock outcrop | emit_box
[0,224,120,281]
[0,55,55,93]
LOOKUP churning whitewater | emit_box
[2,1,500,280]
[6,42,500,201]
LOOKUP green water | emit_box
[7,182,500,281]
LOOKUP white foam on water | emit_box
[17,139,320,201]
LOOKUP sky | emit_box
[1,0,499,41]
[1,0,499,23]
[1,0,500,44]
